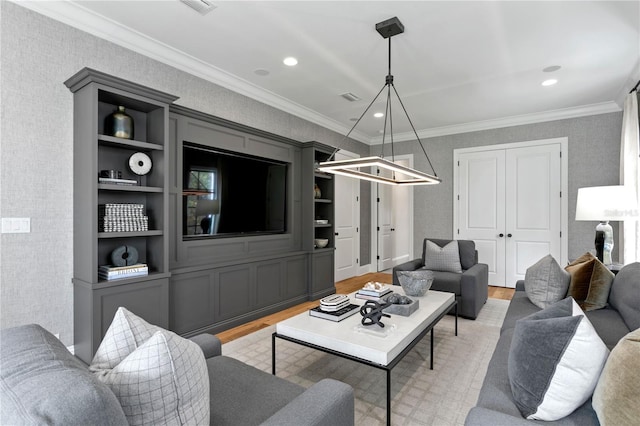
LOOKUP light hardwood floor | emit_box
[215,272,514,344]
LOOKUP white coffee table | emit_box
[272,289,457,425]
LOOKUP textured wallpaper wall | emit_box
[380,112,623,261]
[0,2,369,344]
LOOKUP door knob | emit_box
[334,232,339,236]
[499,233,504,238]
[507,233,513,238]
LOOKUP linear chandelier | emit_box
[318,17,441,186]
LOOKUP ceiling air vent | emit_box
[340,92,361,102]
[180,0,217,15]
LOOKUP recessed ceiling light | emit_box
[254,68,270,76]
[373,112,384,118]
[542,79,558,87]
[543,65,562,73]
[283,57,298,66]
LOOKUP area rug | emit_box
[222,298,510,426]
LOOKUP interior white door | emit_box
[334,151,360,282]
[457,142,562,288]
[391,158,412,266]
[505,144,562,284]
[458,150,507,286]
[376,156,413,271]
[377,178,394,271]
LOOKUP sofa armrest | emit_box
[465,407,532,426]
[188,333,222,359]
[392,258,424,285]
[459,263,489,319]
[260,378,354,426]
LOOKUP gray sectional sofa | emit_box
[465,262,640,425]
[0,324,354,425]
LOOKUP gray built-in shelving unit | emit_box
[66,69,337,361]
[302,144,336,299]
[65,68,178,363]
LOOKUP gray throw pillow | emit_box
[508,297,609,421]
[524,254,570,309]
[424,240,462,273]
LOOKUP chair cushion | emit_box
[565,252,614,311]
[585,306,633,350]
[508,297,609,421]
[424,240,462,273]
[608,262,640,331]
[425,269,462,295]
[208,356,305,425]
[524,254,570,309]
[90,307,209,426]
[457,240,477,270]
[592,328,640,425]
[0,324,127,426]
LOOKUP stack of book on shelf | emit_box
[309,294,359,322]
[355,282,392,302]
[99,263,148,281]
[98,177,137,186]
[99,203,149,233]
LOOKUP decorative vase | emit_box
[314,183,321,199]
[105,106,134,139]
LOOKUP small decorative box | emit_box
[382,297,419,316]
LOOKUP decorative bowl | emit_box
[396,270,434,297]
[382,293,419,316]
[314,238,329,248]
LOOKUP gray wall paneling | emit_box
[167,107,314,337]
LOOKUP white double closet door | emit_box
[455,139,567,288]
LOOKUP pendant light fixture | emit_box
[318,17,441,186]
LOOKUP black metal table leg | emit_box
[386,369,391,425]
[272,333,276,375]
[455,303,458,336]
[430,328,434,370]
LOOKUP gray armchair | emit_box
[392,238,488,319]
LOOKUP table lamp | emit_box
[575,185,639,265]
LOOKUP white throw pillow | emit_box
[90,306,162,371]
[509,297,609,421]
[90,308,209,426]
[424,240,462,273]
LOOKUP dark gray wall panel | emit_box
[285,256,307,298]
[255,261,283,308]
[185,121,246,152]
[170,271,215,334]
[311,251,335,297]
[217,266,251,321]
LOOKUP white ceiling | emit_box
[19,1,640,144]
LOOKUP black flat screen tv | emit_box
[182,142,287,238]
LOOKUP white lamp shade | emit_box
[575,186,639,221]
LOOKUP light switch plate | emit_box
[1,218,31,233]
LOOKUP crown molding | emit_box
[12,1,626,146]
[615,58,640,107]
[13,0,371,144]
[370,101,622,145]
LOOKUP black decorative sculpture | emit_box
[359,300,391,328]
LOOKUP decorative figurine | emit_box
[359,300,391,328]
